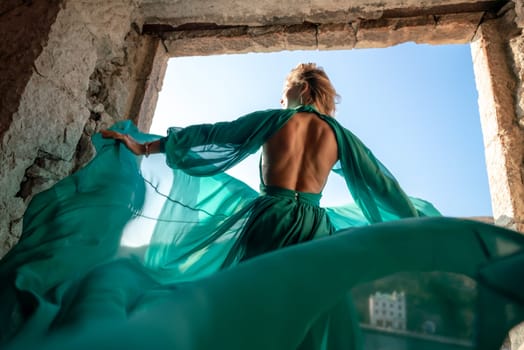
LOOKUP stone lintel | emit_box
[317,23,357,51]
[356,12,483,48]
[157,13,484,57]
[162,24,317,57]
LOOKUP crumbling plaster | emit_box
[0,1,523,264]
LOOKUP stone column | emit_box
[128,37,169,132]
[471,10,524,233]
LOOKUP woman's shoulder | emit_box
[236,108,299,125]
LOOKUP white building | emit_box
[369,291,406,330]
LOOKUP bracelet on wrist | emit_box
[144,142,151,157]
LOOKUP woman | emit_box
[2,63,524,350]
[102,63,344,263]
[100,63,421,264]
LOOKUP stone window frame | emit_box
[133,1,523,232]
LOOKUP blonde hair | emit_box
[285,63,340,116]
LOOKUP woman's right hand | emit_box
[100,129,145,156]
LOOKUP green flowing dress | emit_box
[1,106,523,350]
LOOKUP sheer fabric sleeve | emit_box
[162,109,296,176]
[327,118,428,223]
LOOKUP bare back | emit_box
[261,112,339,193]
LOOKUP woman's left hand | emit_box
[100,129,145,156]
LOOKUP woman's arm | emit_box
[100,130,164,157]
[100,109,295,175]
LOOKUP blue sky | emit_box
[151,43,492,217]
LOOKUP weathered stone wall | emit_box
[0,0,62,136]
[0,0,165,256]
[0,0,65,253]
